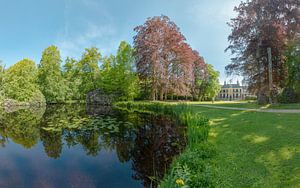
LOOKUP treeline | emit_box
[134,15,220,101]
[0,41,138,105]
[0,15,220,105]
[226,0,300,104]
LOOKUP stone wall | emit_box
[86,89,113,105]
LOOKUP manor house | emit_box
[218,81,249,101]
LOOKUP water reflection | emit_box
[0,105,186,188]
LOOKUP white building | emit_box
[217,81,251,101]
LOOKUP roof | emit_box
[221,84,243,89]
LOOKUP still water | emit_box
[0,104,186,188]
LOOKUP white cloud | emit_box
[56,23,118,59]
[189,0,239,24]
[56,0,119,60]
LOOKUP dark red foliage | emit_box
[133,15,207,100]
[226,0,300,98]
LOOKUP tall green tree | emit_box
[63,57,81,100]
[101,41,139,101]
[38,46,66,103]
[286,37,300,92]
[280,37,300,103]
[2,59,45,104]
[77,47,101,99]
[0,62,4,102]
[195,64,221,101]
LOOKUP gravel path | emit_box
[193,104,300,114]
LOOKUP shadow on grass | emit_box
[191,106,300,187]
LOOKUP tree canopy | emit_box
[134,15,208,100]
[77,47,101,99]
[2,59,45,104]
[0,16,221,105]
[226,0,300,103]
[38,45,66,103]
[100,41,139,101]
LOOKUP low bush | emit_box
[245,96,257,100]
[279,88,300,103]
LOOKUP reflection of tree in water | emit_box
[68,130,102,156]
[39,104,84,158]
[0,107,45,148]
[40,130,63,159]
[130,115,187,188]
[0,105,187,187]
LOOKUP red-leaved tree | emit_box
[226,0,300,104]
[134,15,207,100]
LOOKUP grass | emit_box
[116,101,300,187]
[187,105,300,187]
[188,100,300,109]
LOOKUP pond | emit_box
[0,104,187,188]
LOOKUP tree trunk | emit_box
[159,90,164,101]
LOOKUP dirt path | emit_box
[193,104,300,114]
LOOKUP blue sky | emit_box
[0,0,242,83]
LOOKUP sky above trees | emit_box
[0,0,240,83]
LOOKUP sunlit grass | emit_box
[189,105,300,187]
[116,101,300,187]
[188,100,300,109]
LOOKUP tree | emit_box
[286,37,300,92]
[226,0,300,104]
[0,61,4,87]
[280,37,300,103]
[63,57,81,100]
[38,45,66,103]
[100,41,139,101]
[77,47,101,99]
[134,15,205,100]
[196,64,221,101]
[2,59,45,104]
[191,51,208,100]
[0,62,4,102]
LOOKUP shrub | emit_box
[245,96,257,100]
[1,59,46,106]
[279,88,300,103]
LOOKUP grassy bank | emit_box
[188,101,300,109]
[116,101,300,187]
[116,101,217,187]
[184,105,300,187]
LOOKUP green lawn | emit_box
[188,101,300,109]
[188,105,300,187]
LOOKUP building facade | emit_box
[218,81,249,101]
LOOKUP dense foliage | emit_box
[193,64,221,101]
[2,59,45,105]
[100,41,139,101]
[0,16,221,106]
[226,0,300,103]
[0,62,4,102]
[77,47,102,99]
[38,45,67,103]
[134,15,209,100]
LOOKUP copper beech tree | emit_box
[134,15,207,100]
[226,0,300,103]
